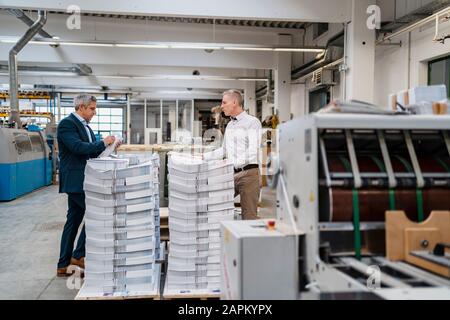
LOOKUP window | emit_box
[309,87,331,113]
[146,100,161,129]
[90,106,125,138]
[162,100,176,142]
[178,100,193,132]
[256,100,262,121]
[428,56,450,98]
[61,107,73,118]
[130,104,145,144]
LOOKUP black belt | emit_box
[234,164,259,173]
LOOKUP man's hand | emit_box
[114,139,123,151]
[103,136,115,146]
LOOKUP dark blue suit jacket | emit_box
[57,113,106,194]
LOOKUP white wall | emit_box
[292,23,344,69]
[374,19,450,107]
[290,17,450,116]
[289,22,344,117]
[262,100,274,120]
[290,83,306,118]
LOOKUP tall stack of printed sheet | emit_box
[149,154,162,258]
[82,154,160,295]
[167,153,235,290]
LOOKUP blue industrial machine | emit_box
[26,123,42,132]
[0,128,53,201]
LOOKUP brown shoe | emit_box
[56,266,85,278]
[56,267,70,277]
[70,257,85,269]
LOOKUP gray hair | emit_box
[223,89,243,107]
[74,94,97,110]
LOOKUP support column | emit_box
[126,94,131,145]
[56,92,61,123]
[244,81,256,116]
[344,0,375,103]
[274,34,292,122]
[262,100,273,120]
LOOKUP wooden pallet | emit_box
[75,264,161,300]
[162,280,220,300]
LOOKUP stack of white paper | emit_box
[149,154,161,258]
[114,153,161,257]
[408,85,447,105]
[83,154,160,294]
[166,153,235,290]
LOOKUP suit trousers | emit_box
[57,193,86,268]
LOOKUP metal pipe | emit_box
[293,58,344,84]
[8,10,47,128]
[0,64,79,74]
[126,94,131,144]
[342,22,348,102]
[376,5,450,45]
[267,69,273,102]
[407,32,411,89]
[434,14,440,40]
[8,10,92,76]
[7,9,52,39]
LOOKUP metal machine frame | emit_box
[277,113,450,299]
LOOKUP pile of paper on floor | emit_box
[167,153,235,290]
[83,153,160,295]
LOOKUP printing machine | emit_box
[0,128,52,201]
[221,113,450,300]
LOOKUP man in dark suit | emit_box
[56,94,115,277]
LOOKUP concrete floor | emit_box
[0,184,277,300]
[258,186,277,219]
[0,185,78,300]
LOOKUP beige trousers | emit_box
[234,168,260,220]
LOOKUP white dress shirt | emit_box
[72,112,93,143]
[204,111,262,169]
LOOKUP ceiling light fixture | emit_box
[115,43,169,49]
[0,37,325,53]
[96,75,268,81]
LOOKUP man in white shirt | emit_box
[204,90,262,220]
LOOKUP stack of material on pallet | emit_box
[167,153,235,290]
[117,144,215,208]
[149,154,161,259]
[82,154,160,295]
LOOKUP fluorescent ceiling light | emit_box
[60,42,115,47]
[239,78,269,81]
[96,75,131,79]
[224,47,274,51]
[170,44,222,50]
[115,43,169,49]
[29,41,59,45]
[147,90,221,95]
[0,37,324,53]
[0,39,19,44]
[96,75,267,81]
[274,48,325,52]
[1,70,267,82]
[0,71,77,77]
